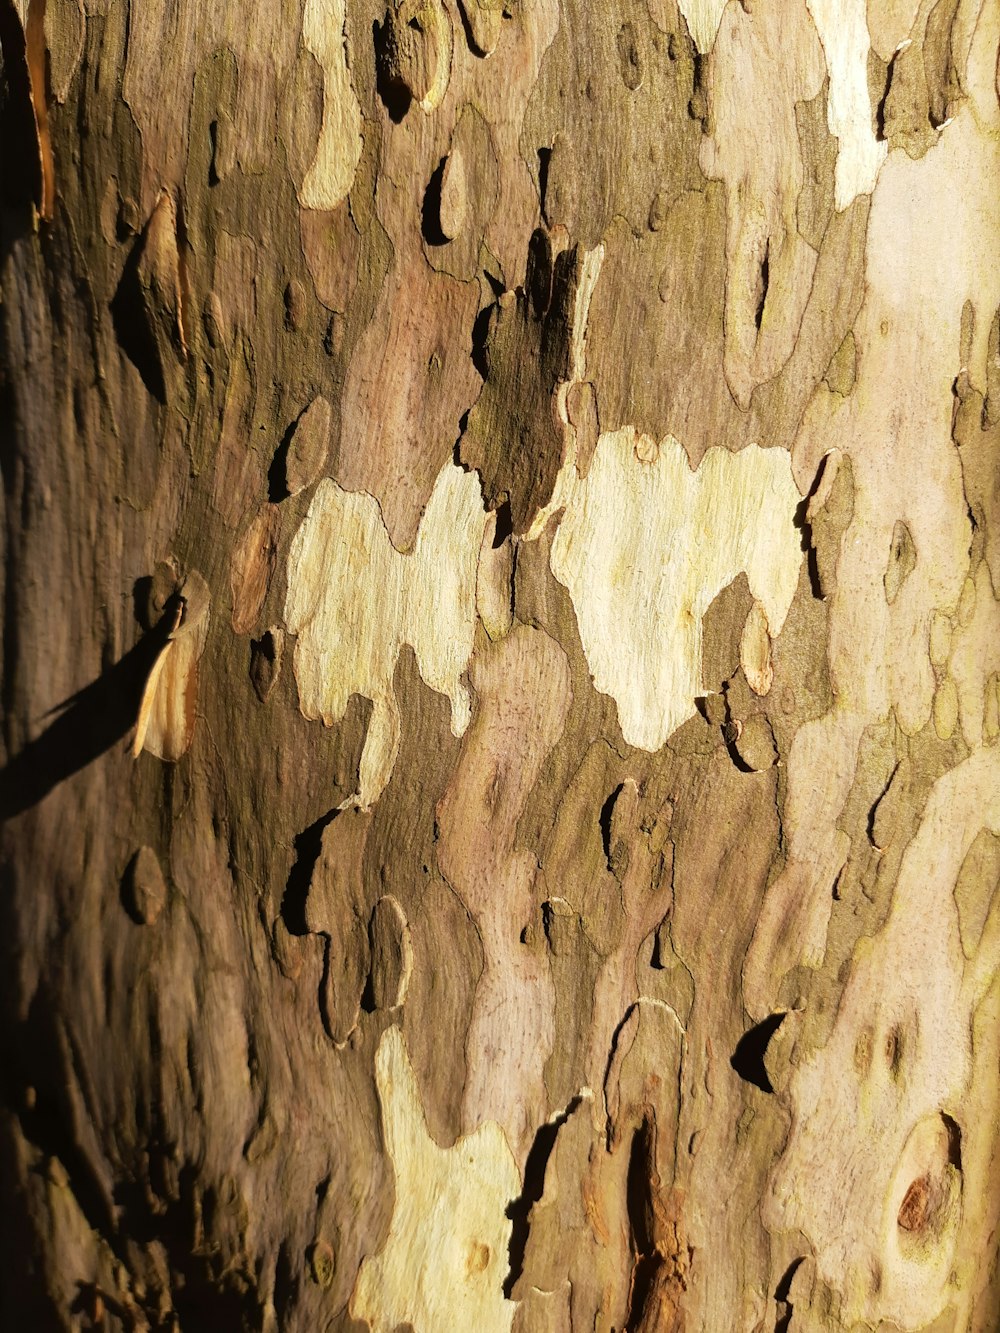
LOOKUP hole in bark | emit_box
[624,1116,659,1331]
[267,415,301,503]
[724,721,755,774]
[599,784,624,868]
[208,119,221,186]
[421,156,448,246]
[875,53,895,141]
[273,1241,296,1318]
[536,146,551,216]
[280,809,338,935]
[373,19,412,122]
[867,763,899,846]
[650,917,672,969]
[0,3,44,216]
[504,1095,582,1297]
[793,452,838,600]
[527,226,555,315]
[110,232,167,404]
[942,1113,962,1170]
[754,239,770,331]
[774,1256,804,1333]
[885,1023,903,1076]
[730,1012,785,1093]
[470,304,493,380]
[803,540,823,600]
[541,899,555,948]
[493,499,513,547]
[775,1256,803,1302]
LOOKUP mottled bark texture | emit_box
[1,0,999,1329]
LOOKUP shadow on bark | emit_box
[0,602,178,822]
[504,1094,583,1297]
[109,230,167,404]
[730,1012,786,1094]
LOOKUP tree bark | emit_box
[2,0,999,1329]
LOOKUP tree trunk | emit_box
[2,0,999,1328]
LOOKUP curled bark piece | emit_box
[122,846,167,925]
[367,895,413,1010]
[457,0,503,57]
[134,568,211,762]
[740,600,773,696]
[438,147,467,240]
[249,627,284,704]
[230,506,280,635]
[376,0,452,117]
[0,0,55,219]
[283,395,332,498]
[137,190,187,358]
[475,510,514,642]
[731,714,778,773]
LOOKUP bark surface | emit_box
[1,0,999,1329]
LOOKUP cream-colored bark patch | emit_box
[768,748,1000,1329]
[549,430,802,751]
[745,97,1000,1017]
[806,0,888,208]
[350,1025,519,1333]
[949,561,1000,748]
[675,0,727,52]
[284,462,487,807]
[299,0,363,210]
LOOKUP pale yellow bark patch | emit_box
[550,430,802,751]
[350,1026,519,1333]
[284,463,487,807]
[675,0,728,53]
[950,551,1000,751]
[806,0,887,208]
[299,0,363,210]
